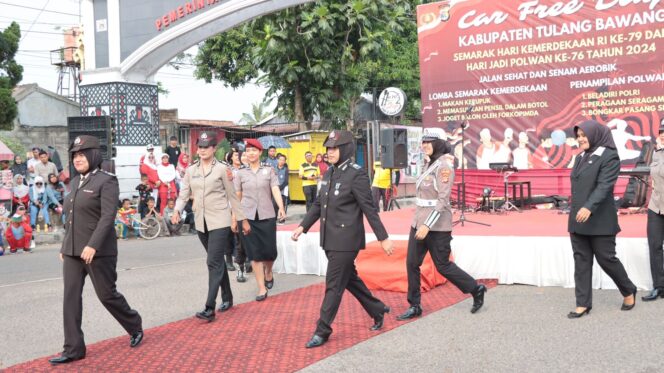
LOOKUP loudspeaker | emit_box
[67,116,115,160]
[67,116,116,176]
[379,128,407,168]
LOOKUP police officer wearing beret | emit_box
[49,136,143,365]
[396,130,486,322]
[292,130,394,349]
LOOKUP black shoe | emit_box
[621,290,637,311]
[225,255,236,271]
[567,307,592,319]
[370,306,390,331]
[265,277,274,290]
[245,263,253,273]
[305,334,328,348]
[218,301,233,312]
[256,291,268,302]
[195,308,215,322]
[236,269,247,283]
[470,284,487,314]
[130,331,144,348]
[396,305,422,321]
[48,355,84,365]
[641,288,664,301]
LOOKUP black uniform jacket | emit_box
[300,160,389,252]
[568,147,621,236]
[61,169,119,257]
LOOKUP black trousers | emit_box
[406,229,477,306]
[371,187,388,212]
[62,255,142,358]
[197,222,232,309]
[315,250,385,338]
[570,233,637,308]
[303,185,317,212]
[647,210,664,289]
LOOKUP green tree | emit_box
[0,22,23,130]
[241,101,272,125]
[195,1,413,129]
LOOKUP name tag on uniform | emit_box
[83,189,94,193]
[320,181,328,186]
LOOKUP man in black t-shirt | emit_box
[165,136,181,167]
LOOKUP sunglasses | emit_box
[35,182,43,185]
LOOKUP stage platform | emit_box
[275,209,653,290]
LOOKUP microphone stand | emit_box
[453,106,490,227]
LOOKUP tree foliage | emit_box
[194,0,417,129]
[241,100,272,125]
[0,22,23,130]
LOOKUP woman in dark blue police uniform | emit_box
[49,135,143,365]
[292,130,394,348]
[567,120,637,318]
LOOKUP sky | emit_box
[1,0,267,123]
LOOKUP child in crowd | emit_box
[5,215,33,253]
[163,199,182,236]
[144,197,168,236]
[135,175,152,218]
[116,199,139,240]
[14,205,35,249]
[0,205,8,256]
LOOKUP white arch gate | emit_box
[78,0,313,195]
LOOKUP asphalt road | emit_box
[3,212,664,371]
[0,235,323,368]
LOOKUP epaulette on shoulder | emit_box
[351,163,362,170]
[100,169,116,177]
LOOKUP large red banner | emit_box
[417,0,664,170]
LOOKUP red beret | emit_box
[244,138,263,151]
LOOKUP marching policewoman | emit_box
[50,135,144,365]
[396,130,487,321]
[291,130,394,348]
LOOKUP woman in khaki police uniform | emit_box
[49,135,143,366]
[234,139,286,301]
[396,130,487,321]
[172,132,248,322]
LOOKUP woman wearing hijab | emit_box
[29,176,61,230]
[10,155,28,180]
[225,148,250,281]
[292,130,394,348]
[234,139,286,301]
[396,131,487,321]
[12,174,30,212]
[643,125,664,302]
[567,120,637,318]
[157,154,178,215]
[139,152,160,206]
[49,135,143,366]
[315,153,329,176]
[176,153,190,188]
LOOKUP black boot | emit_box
[396,305,422,321]
[195,308,215,322]
[370,306,390,331]
[641,288,664,301]
[236,268,247,283]
[470,284,487,314]
[225,255,236,271]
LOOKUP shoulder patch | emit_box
[351,163,361,170]
[439,167,451,183]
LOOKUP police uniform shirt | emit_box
[234,164,279,220]
[411,155,454,232]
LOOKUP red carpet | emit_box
[281,209,647,238]
[6,280,496,372]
